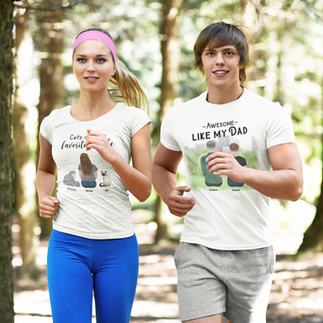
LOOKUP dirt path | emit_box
[13,212,323,323]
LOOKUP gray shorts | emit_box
[174,242,275,323]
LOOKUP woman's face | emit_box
[73,40,116,93]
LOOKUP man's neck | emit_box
[207,84,244,105]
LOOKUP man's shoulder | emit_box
[169,92,207,113]
[245,89,277,107]
[244,90,287,121]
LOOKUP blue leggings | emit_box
[47,230,139,323]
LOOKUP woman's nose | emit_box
[86,61,95,71]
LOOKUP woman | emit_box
[36,28,151,323]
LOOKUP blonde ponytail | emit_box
[109,58,149,113]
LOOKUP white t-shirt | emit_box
[40,103,150,239]
[161,89,296,250]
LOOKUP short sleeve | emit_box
[40,114,53,144]
[130,108,151,137]
[160,109,181,151]
[265,103,296,149]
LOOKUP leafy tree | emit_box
[9,0,323,252]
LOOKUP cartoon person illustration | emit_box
[227,143,247,187]
[78,153,98,188]
[200,140,222,187]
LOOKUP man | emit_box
[152,22,303,323]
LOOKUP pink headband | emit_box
[72,30,116,63]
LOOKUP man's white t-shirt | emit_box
[161,89,296,250]
[40,103,150,240]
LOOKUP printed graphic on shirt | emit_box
[99,170,112,189]
[183,120,258,192]
[79,153,98,189]
[63,170,80,187]
[60,132,115,193]
[227,143,247,188]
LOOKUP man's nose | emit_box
[214,53,225,65]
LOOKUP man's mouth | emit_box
[213,70,228,75]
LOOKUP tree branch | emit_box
[13,0,83,11]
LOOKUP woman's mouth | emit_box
[85,77,98,82]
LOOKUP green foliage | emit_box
[18,0,323,207]
[281,0,294,11]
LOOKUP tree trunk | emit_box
[13,10,39,279]
[153,0,183,243]
[35,3,65,237]
[298,130,323,254]
[0,0,14,321]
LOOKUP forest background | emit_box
[0,0,323,322]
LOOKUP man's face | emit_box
[201,44,242,89]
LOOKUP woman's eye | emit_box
[77,58,86,62]
[97,58,106,63]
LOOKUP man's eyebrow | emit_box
[223,47,238,51]
[203,46,237,51]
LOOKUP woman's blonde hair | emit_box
[75,28,149,112]
[110,58,148,112]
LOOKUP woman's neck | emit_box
[71,91,116,121]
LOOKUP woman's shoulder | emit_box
[115,103,150,119]
[40,106,71,133]
[44,106,71,121]
[116,102,147,113]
